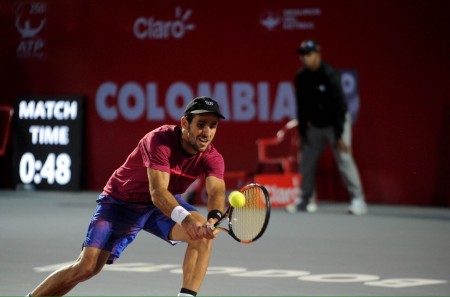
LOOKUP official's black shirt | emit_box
[295,62,347,140]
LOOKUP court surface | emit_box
[1,190,449,296]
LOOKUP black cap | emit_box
[184,96,226,119]
[297,39,320,55]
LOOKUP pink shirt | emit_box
[102,125,225,203]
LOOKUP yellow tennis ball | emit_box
[228,191,246,208]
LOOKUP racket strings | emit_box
[231,186,267,241]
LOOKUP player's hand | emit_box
[336,139,350,153]
[205,218,220,239]
[181,215,205,240]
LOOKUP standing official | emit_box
[288,39,368,215]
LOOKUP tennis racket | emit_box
[211,183,271,244]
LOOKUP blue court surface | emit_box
[1,190,449,296]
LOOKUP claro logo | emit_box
[134,6,195,40]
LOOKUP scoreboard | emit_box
[12,97,84,190]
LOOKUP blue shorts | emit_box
[83,194,198,264]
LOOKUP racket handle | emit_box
[209,218,222,230]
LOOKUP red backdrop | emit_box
[1,0,449,205]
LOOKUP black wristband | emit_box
[207,209,223,221]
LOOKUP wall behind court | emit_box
[0,0,449,205]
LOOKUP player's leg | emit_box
[144,196,213,295]
[329,113,367,214]
[29,194,150,296]
[30,247,110,296]
[169,211,212,294]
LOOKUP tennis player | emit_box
[26,96,227,297]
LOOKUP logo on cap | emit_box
[184,96,225,119]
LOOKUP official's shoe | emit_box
[348,199,368,215]
[285,199,318,213]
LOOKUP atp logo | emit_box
[134,6,196,40]
[14,1,48,59]
[16,16,45,38]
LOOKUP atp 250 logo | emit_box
[14,1,48,59]
[134,6,195,40]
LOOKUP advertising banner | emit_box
[255,174,301,207]
[1,0,449,205]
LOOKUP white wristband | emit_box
[171,206,191,225]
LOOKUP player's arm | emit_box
[147,167,204,240]
[204,175,226,226]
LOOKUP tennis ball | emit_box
[228,191,246,208]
